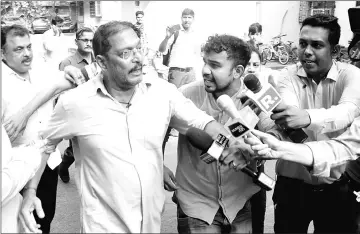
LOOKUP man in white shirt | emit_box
[269,14,360,233]
[19,21,250,233]
[158,8,200,88]
[1,24,80,233]
[1,124,44,233]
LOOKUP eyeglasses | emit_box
[119,46,148,60]
[77,39,93,44]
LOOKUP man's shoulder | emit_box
[60,54,77,66]
[337,61,360,75]
[179,80,205,96]
[58,79,98,107]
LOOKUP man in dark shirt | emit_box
[59,27,95,71]
[57,27,95,183]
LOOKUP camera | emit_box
[348,7,360,62]
[348,7,360,34]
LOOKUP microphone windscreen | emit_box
[244,74,262,93]
[185,127,213,151]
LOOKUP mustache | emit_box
[22,57,32,63]
[129,63,143,73]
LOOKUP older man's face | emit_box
[2,34,33,74]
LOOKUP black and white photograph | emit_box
[1,1,360,233]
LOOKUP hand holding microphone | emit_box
[185,127,275,190]
[243,73,308,143]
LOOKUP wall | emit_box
[82,1,150,27]
[258,1,355,47]
[144,1,258,51]
[258,1,301,45]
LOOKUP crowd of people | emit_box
[1,6,360,234]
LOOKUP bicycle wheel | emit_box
[278,49,289,65]
[261,50,268,65]
[291,49,299,63]
[263,48,272,60]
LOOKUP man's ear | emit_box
[331,44,341,58]
[233,65,244,79]
[96,55,107,70]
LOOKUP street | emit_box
[27,32,312,233]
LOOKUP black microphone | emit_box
[186,127,229,163]
[185,127,275,191]
[243,74,308,143]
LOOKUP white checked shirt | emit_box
[276,61,360,184]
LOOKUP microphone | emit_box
[186,127,229,163]
[216,94,259,139]
[243,74,308,143]
[185,127,275,191]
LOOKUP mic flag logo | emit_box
[228,122,249,138]
[258,87,282,113]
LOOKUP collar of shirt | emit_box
[2,61,32,82]
[91,73,153,100]
[179,24,195,33]
[296,60,339,82]
[74,50,95,66]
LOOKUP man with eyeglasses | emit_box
[57,27,95,183]
[19,21,252,233]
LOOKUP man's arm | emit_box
[19,84,78,233]
[4,66,83,141]
[59,59,71,71]
[245,115,360,178]
[305,66,360,133]
[158,26,174,53]
[274,65,360,132]
[2,126,43,205]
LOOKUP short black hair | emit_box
[1,25,29,49]
[93,21,140,57]
[203,34,251,68]
[76,27,94,39]
[136,11,144,17]
[51,19,57,25]
[182,8,195,17]
[248,23,262,35]
[301,14,341,47]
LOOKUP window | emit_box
[299,1,335,23]
[310,1,335,16]
[90,1,101,17]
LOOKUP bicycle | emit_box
[285,40,299,64]
[261,34,289,65]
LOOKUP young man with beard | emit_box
[163,34,282,233]
[58,27,95,183]
[158,8,200,88]
[269,14,360,233]
[1,25,81,233]
[19,21,249,233]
